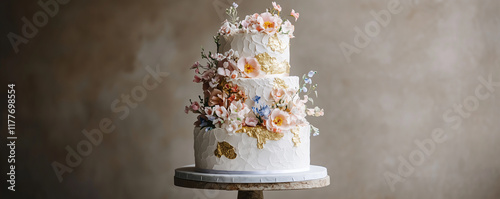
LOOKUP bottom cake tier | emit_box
[194,125,310,172]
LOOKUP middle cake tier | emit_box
[228,76,299,108]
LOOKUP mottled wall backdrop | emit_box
[1,0,500,198]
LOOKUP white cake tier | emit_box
[220,33,291,75]
[229,76,299,108]
[194,125,310,171]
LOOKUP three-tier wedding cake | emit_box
[185,2,324,173]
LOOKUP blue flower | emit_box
[199,117,209,127]
[253,95,261,103]
[259,105,271,119]
[308,71,316,77]
[301,87,308,93]
[304,78,312,84]
[253,105,271,120]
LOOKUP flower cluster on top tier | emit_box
[218,2,299,38]
[186,3,323,136]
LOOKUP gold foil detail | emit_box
[267,34,287,53]
[291,128,301,147]
[214,141,237,159]
[255,52,290,74]
[273,78,289,89]
[236,126,284,149]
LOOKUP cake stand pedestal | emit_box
[174,165,330,199]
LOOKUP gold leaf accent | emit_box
[273,78,288,89]
[255,53,290,74]
[214,141,237,159]
[291,128,301,147]
[267,34,287,53]
[236,126,284,149]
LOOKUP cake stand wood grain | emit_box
[174,165,330,199]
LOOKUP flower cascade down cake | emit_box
[185,2,324,173]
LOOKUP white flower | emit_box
[232,2,238,8]
[281,20,295,38]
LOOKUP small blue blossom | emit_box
[199,117,209,127]
[259,105,271,119]
[308,71,316,77]
[301,87,308,93]
[253,95,261,103]
[232,2,238,8]
[304,78,312,84]
[206,115,216,121]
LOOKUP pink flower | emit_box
[190,61,200,69]
[272,2,282,12]
[266,109,294,133]
[193,75,202,83]
[260,12,282,34]
[201,70,214,81]
[237,57,263,78]
[190,101,200,111]
[184,106,190,114]
[245,114,259,127]
[290,9,299,22]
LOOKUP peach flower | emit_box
[208,89,226,106]
[241,13,264,32]
[270,87,293,103]
[266,109,294,133]
[260,12,282,34]
[237,57,262,78]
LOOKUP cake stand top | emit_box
[174,165,330,191]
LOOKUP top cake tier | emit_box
[219,33,291,76]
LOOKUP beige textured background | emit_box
[1,0,500,198]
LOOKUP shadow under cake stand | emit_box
[174,165,330,199]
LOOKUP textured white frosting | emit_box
[220,33,290,67]
[229,76,299,108]
[194,125,310,171]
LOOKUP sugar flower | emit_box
[281,20,295,38]
[214,105,229,120]
[241,13,264,33]
[237,57,263,78]
[193,75,202,83]
[304,78,312,84]
[253,95,261,104]
[266,109,294,133]
[245,114,259,127]
[232,2,238,8]
[208,89,226,106]
[190,101,200,111]
[301,86,308,93]
[308,70,316,77]
[219,20,237,35]
[260,12,282,34]
[272,2,282,12]
[291,9,299,21]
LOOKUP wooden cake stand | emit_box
[174,165,330,199]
